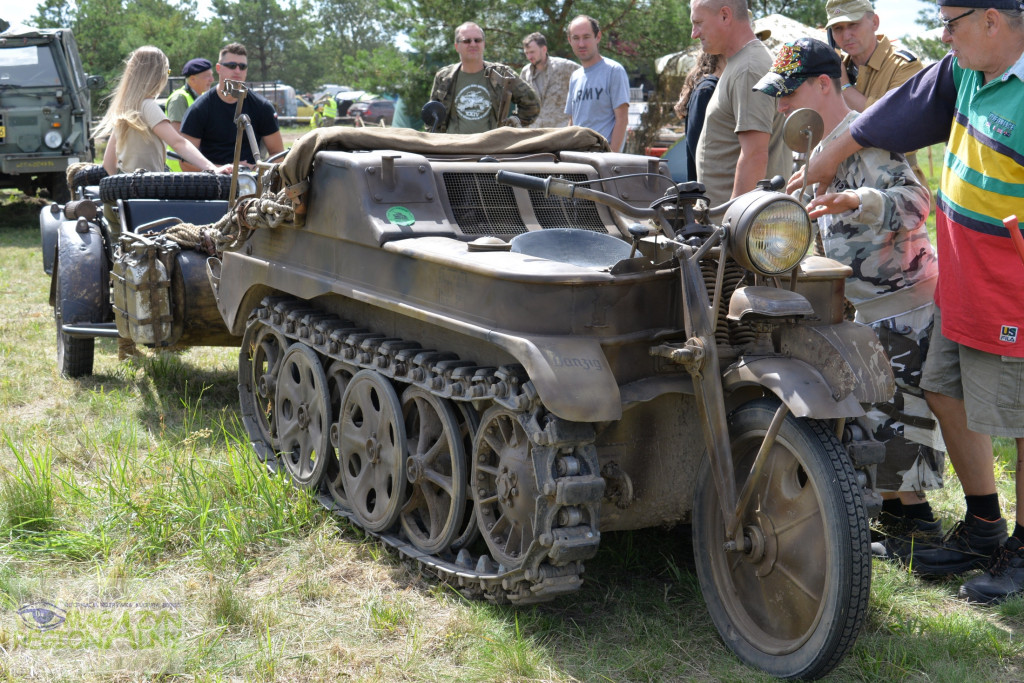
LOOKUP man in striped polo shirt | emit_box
[792,0,1024,603]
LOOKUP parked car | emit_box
[348,99,395,125]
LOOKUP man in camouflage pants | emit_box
[755,37,946,561]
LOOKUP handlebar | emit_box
[495,171,656,219]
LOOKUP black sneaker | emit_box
[871,514,943,562]
[910,516,1008,577]
[959,536,1024,604]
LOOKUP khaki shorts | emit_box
[920,308,1024,438]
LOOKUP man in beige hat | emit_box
[825,0,925,181]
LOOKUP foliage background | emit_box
[14,0,848,123]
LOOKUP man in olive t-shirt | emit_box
[429,22,539,133]
[691,0,789,205]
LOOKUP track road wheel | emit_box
[275,344,332,489]
[325,361,354,510]
[692,398,869,680]
[337,370,406,532]
[471,406,540,570]
[54,271,94,378]
[238,319,288,458]
[399,387,467,555]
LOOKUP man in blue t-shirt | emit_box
[564,15,630,152]
[180,42,284,168]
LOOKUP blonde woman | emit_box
[94,46,231,175]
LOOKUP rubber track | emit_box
[99,172,231,202]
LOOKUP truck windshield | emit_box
[0,45,61,87]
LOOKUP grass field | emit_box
[2,150,1024,681]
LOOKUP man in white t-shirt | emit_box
[564,15,630,152]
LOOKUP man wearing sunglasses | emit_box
[794,0,1024,604]
[180,42,284,169]
[428,22,540,134]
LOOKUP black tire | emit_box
[692,398,869,680]
[99,172,232,202]
[49,174,71,204]
[72,164,109,188]
[55,267,95,378]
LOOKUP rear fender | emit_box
[51,219,109,324]
[723,356,865,419]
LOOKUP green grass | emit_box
[3,184,1024,680]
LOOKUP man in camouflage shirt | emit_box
[520,32,579,128]
[429,22,540,134]
[755,38,945,560]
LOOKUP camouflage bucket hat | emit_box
[753,37,842,98]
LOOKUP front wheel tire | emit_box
[692,398,869,680]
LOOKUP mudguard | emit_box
[39,204,62,276]
[779,321,894,405]
[723,356,866,419]
[50,219,110,326]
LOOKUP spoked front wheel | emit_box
[692,398,869,680]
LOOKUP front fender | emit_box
[51,219,109,324]
[723,356,865,419]
[39,204,63,276]
[779,321,895,405]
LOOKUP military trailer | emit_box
[0,23,103,202]
[196,125,895,679]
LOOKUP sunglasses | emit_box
[938,9,975,33]
[219,61,248,70]
[457,37,484,44]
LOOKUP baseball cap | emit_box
[181,58,212,77]
[753,38,842,98]
[825,0,873,28]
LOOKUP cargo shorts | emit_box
[920,307,1024,438]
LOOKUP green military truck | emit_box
[0,23,104,202]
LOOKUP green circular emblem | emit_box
[386,206,415,227]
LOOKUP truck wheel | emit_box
[72,165,108,188]
[49,174,71,204]
[99,172,231,202]
[275,344,333,489]
[691,398,869,680]
[336,370,407,532]
[54,265,95,378]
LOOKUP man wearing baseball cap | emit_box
[825,0,925,183]
[795,1,1024,604]
[755,37,944,569]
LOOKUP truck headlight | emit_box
[44,131,64,149]
[725,192,812,276]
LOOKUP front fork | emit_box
[649,238,793,545]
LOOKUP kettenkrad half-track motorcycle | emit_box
[203,123,894,679]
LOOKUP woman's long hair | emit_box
[93,46,169,140]
[674,52,721,119]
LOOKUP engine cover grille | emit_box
[442,172,609,235]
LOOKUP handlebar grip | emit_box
[495,171,549,194]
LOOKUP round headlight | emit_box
[725,192,812,276]
[236,172,257,198]
[44,131,63,149]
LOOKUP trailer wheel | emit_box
[54,263,95,378]
[99,172,231,202]
[692,398,869,680]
